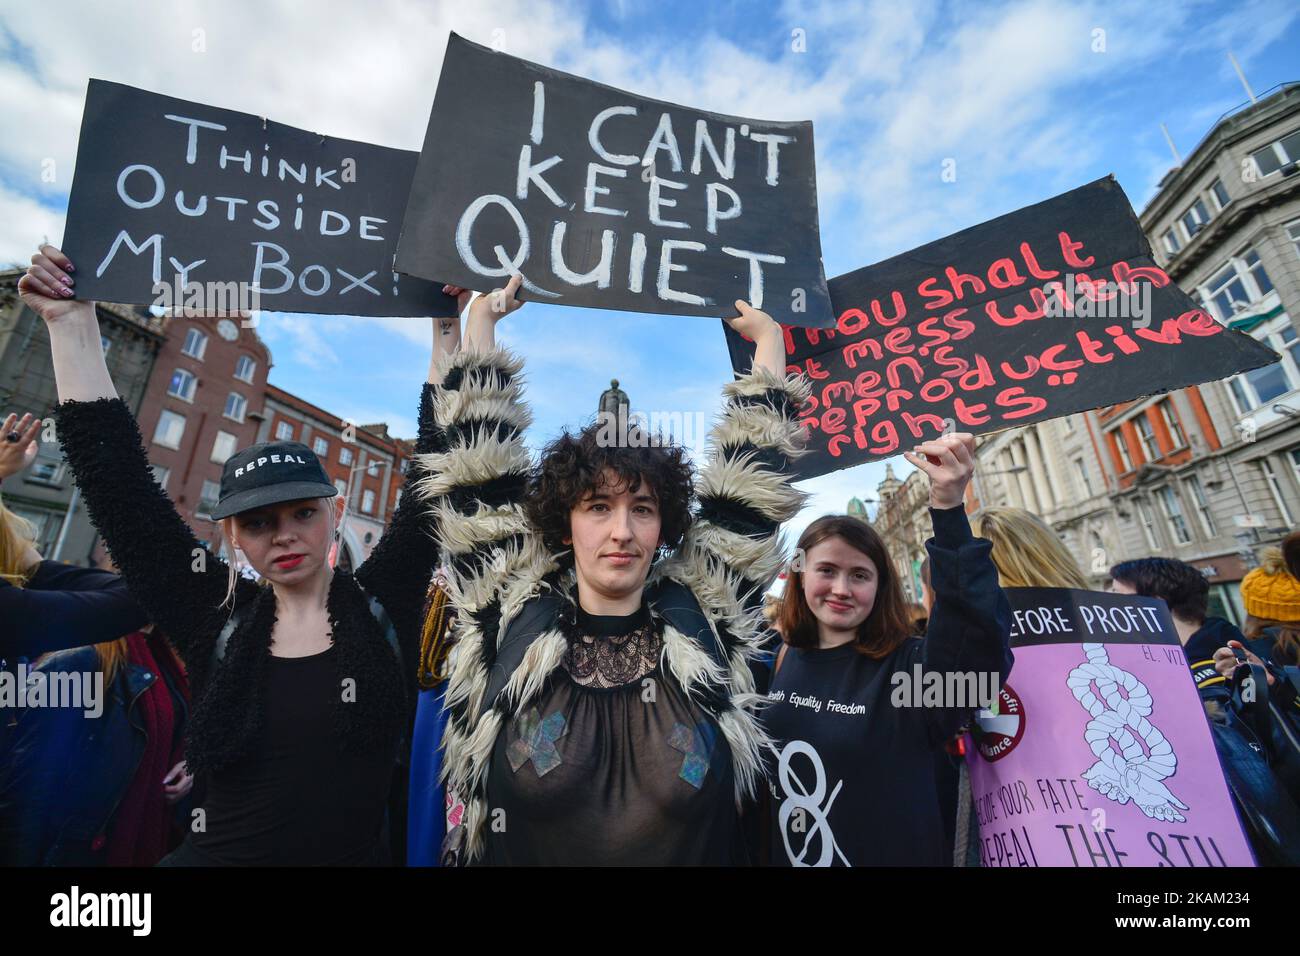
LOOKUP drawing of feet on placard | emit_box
[1067,642,1189,823]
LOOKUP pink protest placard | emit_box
[965,588,1255,867]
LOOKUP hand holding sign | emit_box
[464,274,525,352]
[723,299,784,378]
[902,432,975,510]
[18,245,90,326]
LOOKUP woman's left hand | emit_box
[0,413,41,479]
[904,433,976,510]
[163,761,193,803]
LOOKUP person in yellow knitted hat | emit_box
[1213,534,1300,689]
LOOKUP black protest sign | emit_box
[62,80,455,317]
[395,33,833,327]
[725,176,1279,480]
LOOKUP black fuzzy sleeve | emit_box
[921,505,1014,743]
[52,398,233,670]
[355,383,442,673]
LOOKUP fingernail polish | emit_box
[61,288,73,297]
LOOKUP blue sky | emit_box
[2,0,1298,544]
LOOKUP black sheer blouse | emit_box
[481,604,744,865]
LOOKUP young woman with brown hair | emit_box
[764,439,1012,866]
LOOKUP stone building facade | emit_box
[0,271,165,563]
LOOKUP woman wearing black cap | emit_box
[18,243,457,866]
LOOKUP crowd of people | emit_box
[2,242,1298,867]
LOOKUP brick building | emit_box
[104,314,274,562]
[258,385,413,571]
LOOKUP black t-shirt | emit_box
[187,646,396,865]
[481,605,743,865]
[764,639,949,866]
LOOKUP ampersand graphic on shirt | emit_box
[1066,642,1188,823]
[775,739,848,867]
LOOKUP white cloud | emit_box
[0,185,65,268]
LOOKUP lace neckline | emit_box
[563,607,661,689]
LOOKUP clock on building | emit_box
[217,319,238,341]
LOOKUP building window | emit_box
[212,430,238,464]
[1260,458,1296,527]
[151,464,170,491]
[275,421,295,441]
[366,459,380,477]
[224,392,247,423]
[1210,178,1231,210]
[1288,220,1300,259]
[1244,249,1274,298]
[234,355,257,383]
[1112,429,1134,472]
[340,447,354,466]
[398,457,409,474]
[1136,498,1159,549]
[197,479,222,520]
[153,409,186,450]
[1135,414,1160,460]
[1202,248,1272,321]
[1185,474,1216,537]
[168,368,197,402]
[27,441,66,485]
[1178,198,1211,242]
[1073,457,1093,497]
[1226,317,1300,414]
[314,436,329,457]
[362,489,376,514]
[1156,485,1192,545]
[1250,127,1300,178]
[1162,228,1181,256]
[334,478,347,497]
[181,328,208,360]
[1159,400,1186,448]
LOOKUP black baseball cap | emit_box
[209,440,338,520]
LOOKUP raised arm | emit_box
[356,290,468,670]
[19,246,234,667]
[906,435,1014,742]
[1,564,148,659]
[412,275,535,621]
[660,302,810,668]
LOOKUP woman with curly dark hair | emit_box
[19,243,449,866]
[416,273,805,865]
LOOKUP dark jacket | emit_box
[0,641,187,865]
[1185,616,1246,689]
[1200,681,1300,866]
[51,387,440,777]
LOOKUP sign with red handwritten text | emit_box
[724,177,1277,479]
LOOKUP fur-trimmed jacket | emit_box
[416,347,810,863]
[52,389,442,776]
